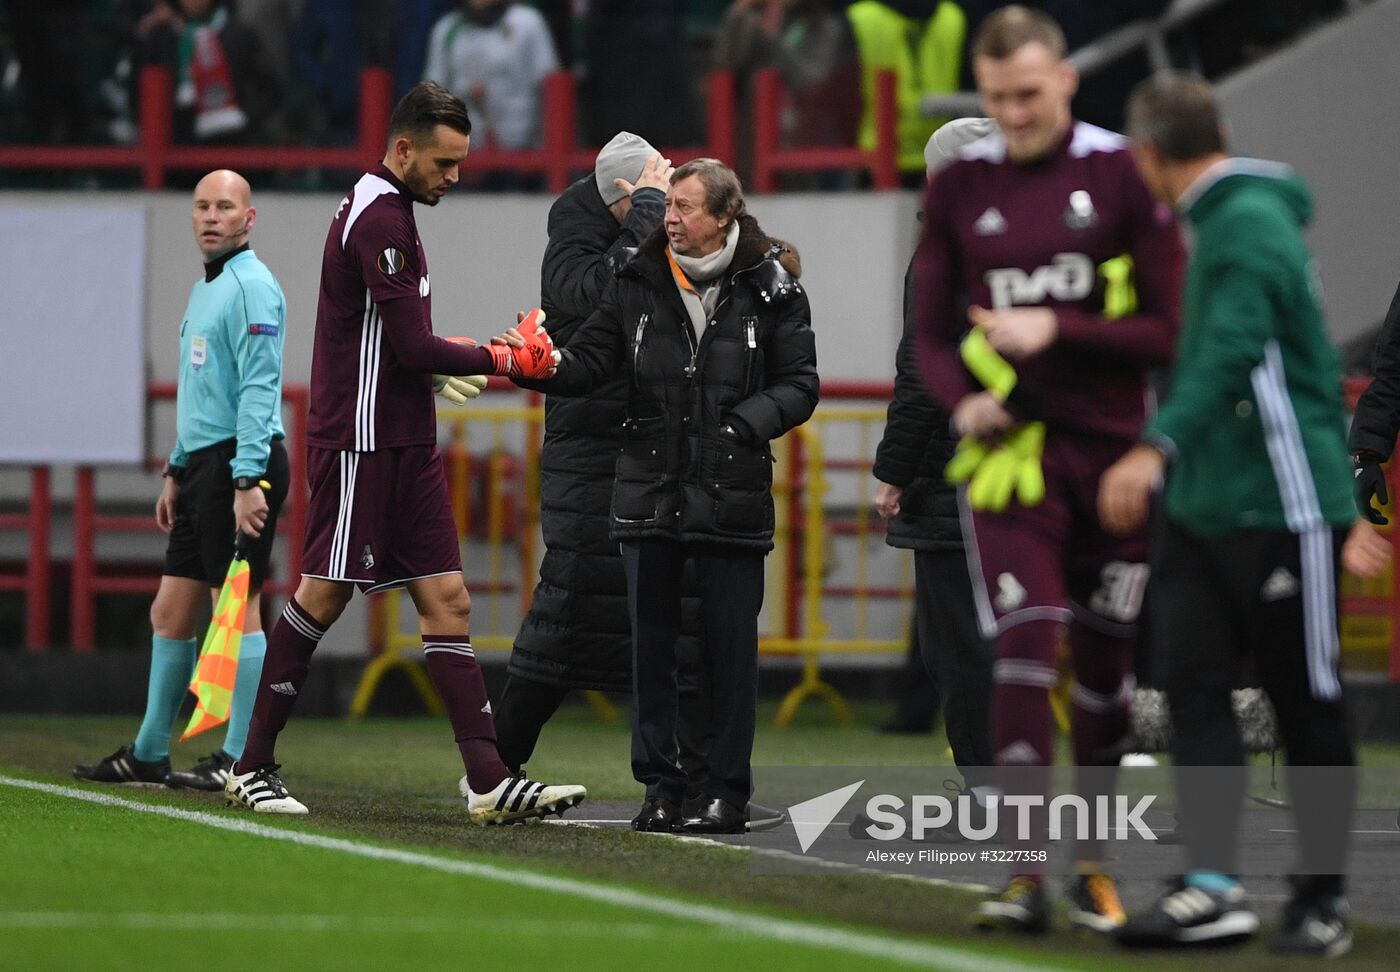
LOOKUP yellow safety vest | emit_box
[847,1,967,174]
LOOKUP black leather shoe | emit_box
[680,797,786,833]
[746,801,787,832]
[678,797,747,834]
[631,797,681,832]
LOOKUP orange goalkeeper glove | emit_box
[486,308,559,379]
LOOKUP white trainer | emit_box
[224,765,309,815]
[460,774,586,825]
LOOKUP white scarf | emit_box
[669,222,740,339]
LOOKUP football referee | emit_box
[74,169,290,792]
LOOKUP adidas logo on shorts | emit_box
[270,681,298,696]
[1261,567,1300,602]
[994,572,1027,612]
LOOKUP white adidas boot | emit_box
[224,765,310,814]
[461,774,586,825]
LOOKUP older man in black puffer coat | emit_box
[522,158,819,834]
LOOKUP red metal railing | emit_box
[66,382,309,650]
[0,69,391,190]
[0,66,900,193]
[0,467,51,650]
[5,376,1399,675]
[752,69,899,192]
[0,67,742,195]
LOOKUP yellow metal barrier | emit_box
[766,408,1069,734]
[768,413,904,727]
[350,400,616,722]
[354,392,1393,732]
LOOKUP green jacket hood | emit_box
[1182,158,1314,229]
[1152,157,1353,536]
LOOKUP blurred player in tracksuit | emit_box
[912,6,1184,932]
[1102,70,1389,958]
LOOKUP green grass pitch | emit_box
[2,704,1397,971]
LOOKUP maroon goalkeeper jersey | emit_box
[913,122,1185,442]
[309,165,437,452]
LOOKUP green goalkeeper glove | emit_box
[966,421,1046,512]
[959,328,1018,402]
[945,435,992,486]
[1098,254,1138,320]
[433,374,488,405]
[945,328,1021,491]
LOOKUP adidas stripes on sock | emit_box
[133,635,198,762]
[422,634,510,794]
[235,599,325,774]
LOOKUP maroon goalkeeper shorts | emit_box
[302,444,462,593]
[962,431,1149,639]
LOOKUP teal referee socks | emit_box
[132,635,197,762]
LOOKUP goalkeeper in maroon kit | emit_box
[912,7,1184,932]
[225,82,583,824]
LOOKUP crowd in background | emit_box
[0,0,1349,190]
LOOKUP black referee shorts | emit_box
[164,438,290,589]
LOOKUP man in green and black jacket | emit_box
[1098,71,1389,958]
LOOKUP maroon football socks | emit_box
[234,598,325,774]
[1066,620,1133,767]
[422,635,510,794]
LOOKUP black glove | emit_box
[1353,451,1389,524]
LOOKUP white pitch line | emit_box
[544,818,996,893]
[0,775,1063,972]
[0,912,671,939]
[1269,829,1400,836]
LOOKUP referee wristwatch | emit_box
[161,463,186,483]
[233,476,265,491]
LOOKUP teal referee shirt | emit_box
[169,245,287,480]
